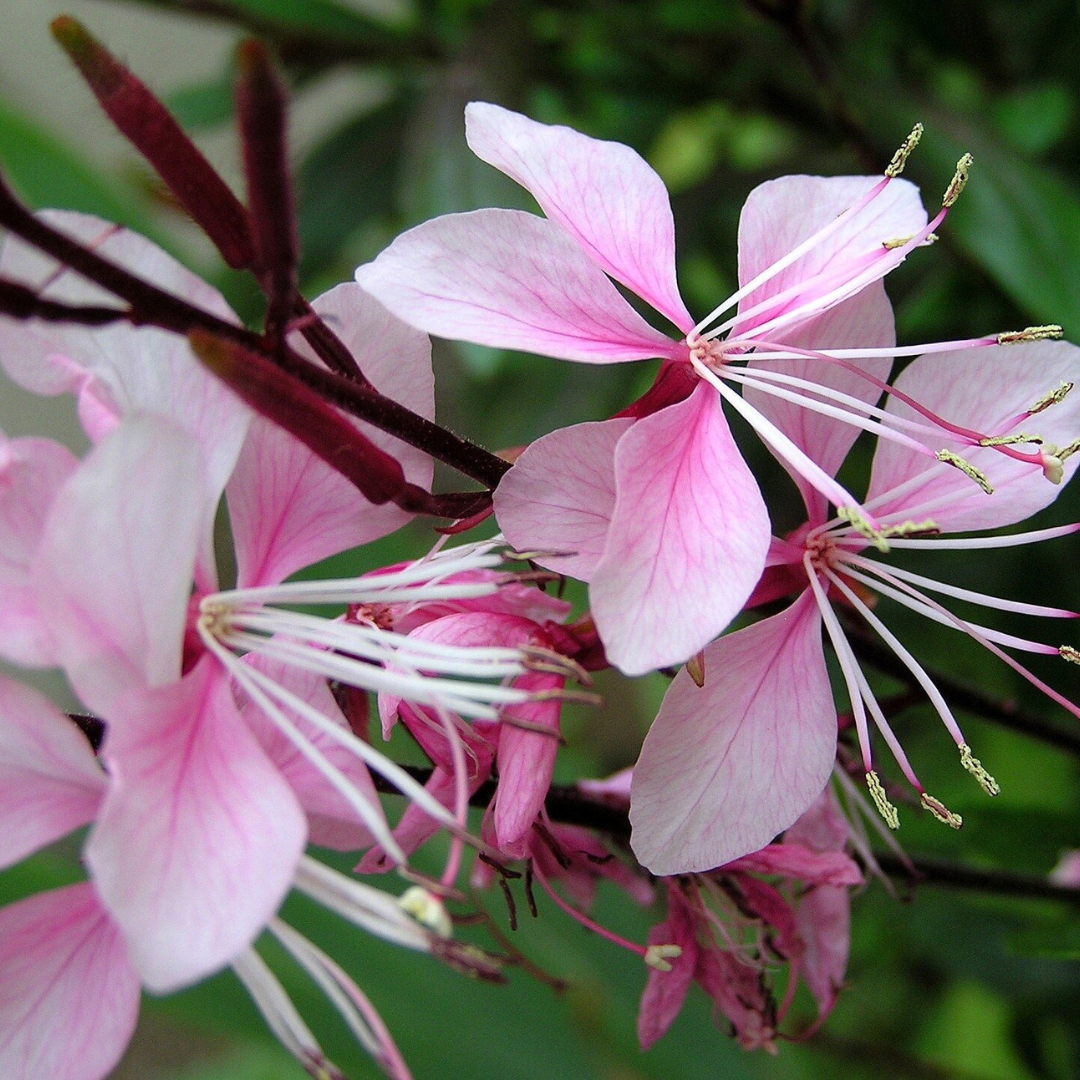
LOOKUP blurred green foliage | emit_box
[1,0,1079,1077]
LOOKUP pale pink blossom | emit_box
[631,340,1080,874]
[355,105,966,675]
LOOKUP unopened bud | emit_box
[886,122,923,177]
[921,792,963,829]
[644,944,683,972]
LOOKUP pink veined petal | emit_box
[0,212,251,513]
[724,844,861,888]
[492,670,562,855]
[238,655,384,851]
[796,883,851,1017]
[637,886,699,1050]
[785,787,851,853]
[30,415,206,717]
[493,417,631,581]
[230,284,435,588]
[85,660,306,993]
[0,883,140,1080]
[591,383,771,675]
[868,341,1080,530]
[729,874,802,959]
[742,282,896,521]
[0,434,79,666]
[734,174,926,337]
[0,674,106,870]
[356,209,682,364]
[465,102,693,333]
[630,590,834,874]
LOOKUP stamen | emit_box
[978,433,1042,447]
[942,153,973,207]
[866,771,900,830]
[399,886,453,940]
[934,449,993,494]
[837,506,889,552]
[644,944,684,972]
[687,650,706,687]
[920,793,963,828]
[1060,645,1080,665]
[997,324,1063,345]
[1030,382,1073,413]
[958,743,1000,796]
[880,519,940,539]
[883,232,938,250]
[886,122,923,177]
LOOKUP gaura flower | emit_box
[630,339,1080,874]
[357,104,1044,678]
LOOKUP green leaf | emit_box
[297,95,411,277]
[913,118,1080,335]
[167,76,236,131]
[0,96,150,230]
[1008,920,1080,961]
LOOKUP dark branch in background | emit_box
[844,623,1080,757]
[369,766,1080,907]
[112,0,444,66]
[0,175,509,496]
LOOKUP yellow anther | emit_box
[958,743,1000,796]
[644,944,683,972]
[886,122,923,177]
[866,771,900,830]
[997,324,1063,346]
[978,432,1042,447]
[921,793,963,829]
[1060,644,1080,665]
[935,449,993,494]
[882,232,939,251]
[1030,382,1073,414]
[838,506,889,552]
[1056,438,1080,463]
[881,518,940,538]
[943,154,973,207]
[399,886,453,940]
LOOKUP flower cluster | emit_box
[1,29,1079,1080]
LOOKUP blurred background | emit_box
[1,1,1079,1077]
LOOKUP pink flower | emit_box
[637,791,861,1050]
[630,339,1080,874]
[356,104,944,674]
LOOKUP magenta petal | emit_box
[86,661,305,992]
[630,590,834,874]
[230,285,435,588]
[465,102,693,333]
[356,210,681,363]
[591,384,770,675]
[743,283,895,519]
[31,416,206,716]
[492,671,562,853]
[0,884,140,1080]
[0,434,79,666]
[637,886,698,1049]
[869,341,1080,530]
[0,674,105,870]
[493,417,631,581]
[735,174,926,333]
[725,844,861,887]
